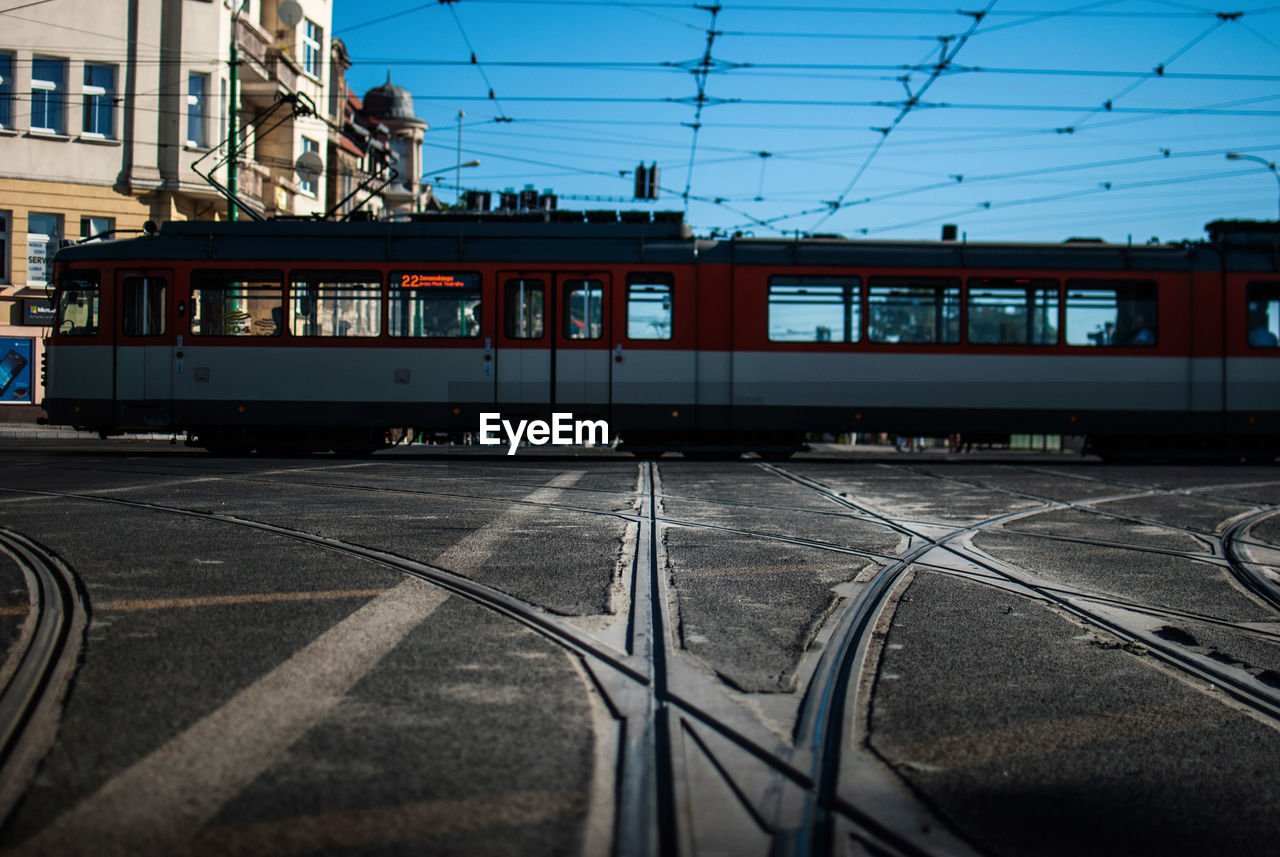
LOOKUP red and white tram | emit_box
[43,215,1280,457]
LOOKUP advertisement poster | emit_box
[0,338,34,404]
[26,235,50,287]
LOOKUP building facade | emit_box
[0,0,334,422]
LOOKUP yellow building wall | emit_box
[0,177,152,421]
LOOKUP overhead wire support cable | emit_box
[809,0,995,231]
[680,3,722,214]
[442,0,511,121]
[1068,11,1238,129]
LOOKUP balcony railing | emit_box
[235,17,269,67]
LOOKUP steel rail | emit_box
[866,465,1280,718]
[1221,509,1280,613]
[759,462,1043,856]
[0,529,88,824]
[0,482,823,856]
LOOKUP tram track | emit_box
[780,463,1280,721]
[0,477,834,855]
[899,462,1280,618]
[0,467,988,856]
[4,455,1279,856]
[0,529,88,826]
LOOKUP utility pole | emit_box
[227,1,244,221]
[456,110,465,208]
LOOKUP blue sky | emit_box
[332,1,1280,243]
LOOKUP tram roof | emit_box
[52,214,1278,273]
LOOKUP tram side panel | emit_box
[168,264,493,434]
[608,265,699,433]
[726,263,1204,438]
[1224,269,1280,437]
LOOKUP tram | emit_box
[43,214,1280,457]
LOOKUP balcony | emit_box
[235,16,270,71]
[236,16,300,105]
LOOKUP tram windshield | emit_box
[56,271,100,336]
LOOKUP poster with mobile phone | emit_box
[0,339,34,403]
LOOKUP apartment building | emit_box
[0,0,333,421]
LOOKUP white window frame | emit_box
[303,18,323,78]
[80,216,114,242]
[299,135,319,195]
[187,72,209,148]
[82,63,116,138]
[31,56,66,135]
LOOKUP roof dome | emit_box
[362,73,418,122]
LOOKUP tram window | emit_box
[564,279,604,340]
[122,277,166,336]
[504,278,545,339]
[289,272,381,337]
[868,277,960,344]
[1246,282,1280,348]
[627,274,673,340]
[389,271,481,338]
[56,271,99,336]
[768,276,860,343]
[967,278,1058,345]
[1065,280,1157,347]
[191,270,283,337]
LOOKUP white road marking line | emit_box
[13,578,449,857]
[12,470,589,856]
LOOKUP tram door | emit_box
[113,269,174,427]
[495,273,552,412]
[494,271,612,417]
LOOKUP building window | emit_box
[80,216,114,241]
[31,57,67,134]
[82,63,115,137]
[303,19,323,77]
[299,136,319,195]
[0,211,9,284]
[187,73,208,147]
[768,276,860,343]
[0,53,13,129]
[27,213,62,287]
[389,137,412,189]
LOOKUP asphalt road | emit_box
[0,439,1278,856]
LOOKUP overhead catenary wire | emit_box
[1067,13,1238,129]
[440,0,510,121]
[808,0,997,232]
[678,3,723,213]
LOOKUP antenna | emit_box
[277,0,303,28]
[295,151,323,183]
